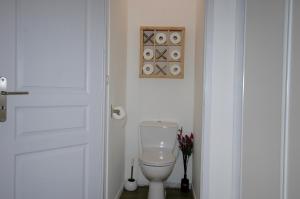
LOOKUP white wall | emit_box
[125,0,196,187]
[106,0,127,198]
[241,0,285,198]
[193,0,205,198]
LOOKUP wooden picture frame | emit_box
[139,26,185,79]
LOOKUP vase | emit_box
[180,154,190,192]
[181,177,189,192]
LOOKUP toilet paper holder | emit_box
[111,106,120,115]
[111,105,126,120]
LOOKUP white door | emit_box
[0,0,107,199]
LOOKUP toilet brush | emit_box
[124,159,137,191]
[129,159,134,182]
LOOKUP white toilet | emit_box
[139,121,178,199]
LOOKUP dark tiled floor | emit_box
[120,187,193,199]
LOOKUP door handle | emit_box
[0,77,29,122]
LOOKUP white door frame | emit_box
[200,0,246,199]
[101,0,109,198]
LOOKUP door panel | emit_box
[15,106,88,137]
[15,145,86,199]
[17,0,87,90]
[0,0,106,199]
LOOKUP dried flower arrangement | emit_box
[177,127,194,192]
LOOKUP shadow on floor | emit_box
[120,187,193,199]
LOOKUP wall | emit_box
[125,0,196,187]
[106,0,127,198]
[241,0,300,199]
[286,1,300,198]
[193,0,205,198]
[241,0,285,198]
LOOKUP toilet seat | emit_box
[140,148,175,167]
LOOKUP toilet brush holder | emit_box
[124,159,137,191]
[124,178,137,191]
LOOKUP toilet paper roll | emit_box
[155,33,167,44]
[170,64,181,76]
[170,50,181,60]
[143,64,154,75]
[112,106,126,120]
[170,32,181,44]
[143,48,154,60]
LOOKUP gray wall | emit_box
[286,1,300,199]
[242,0,300,199]
[242,0,285,198]
[107,0,127,198]
[193,0,205,198]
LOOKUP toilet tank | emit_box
[140,121,178,150]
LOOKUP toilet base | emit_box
[148,181,165,199]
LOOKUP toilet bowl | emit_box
[139,121,178,199]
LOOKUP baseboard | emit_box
[191,184,197,199]
[192,188,197,199]
[114,183,124,199]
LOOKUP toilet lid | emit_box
[140,148,175,167]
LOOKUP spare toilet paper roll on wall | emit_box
[143,64,154,75]
[170,64,181,76]
[170,32,181,44]
[111,106,126,120]
[155,32,167,44]
[143,48,154,60]
[170,50,181,60]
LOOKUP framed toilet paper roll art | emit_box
[140,26,185,79]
